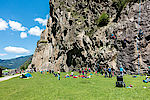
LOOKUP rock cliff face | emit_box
[30,0,150,73]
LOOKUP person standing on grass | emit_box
[86,68,88,75]
[89,67,91,73]
[49,69,51,74]
[104,66,108,78]
[41,70,43,74]
[58,70,60,80]
[79,68,81,74]
[95,70,97,74]
[120,66,123,76]
[100,67,104,75]
[111,67,115,77]
[47,70,49,74]
[51,69,54,74]
[85,67,87,74]
[82,69,84,75]
[108,67,112,78]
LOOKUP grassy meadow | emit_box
[0,72,150,100]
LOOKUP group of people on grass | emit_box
[79,67,91,75]
[40,69,61,80]
[21,64,150,86]
[78,65,124,78]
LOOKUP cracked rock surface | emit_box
[30,0,150,73]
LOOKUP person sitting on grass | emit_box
[20,74,27,78]
[65,74,69,78]
[20,73,32,79]
[95,70,97,74]
[143,75,150,83]
[89,67,91,73]
[70,72,74,77]
[47,70,49,74]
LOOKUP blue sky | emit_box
[0,0,49,59]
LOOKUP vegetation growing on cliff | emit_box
[112,0,139,21]
[96,12,109,27]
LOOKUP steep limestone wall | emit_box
[30,0,150,73]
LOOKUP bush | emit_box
[112,0,139,22]
[96,12,109,27]
[20,56,32,70]
[113,0,127,12]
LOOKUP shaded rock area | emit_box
[30,0,150,73]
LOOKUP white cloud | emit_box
[34,18,47,26]
[28,26,43,36]
[0,18,8,30]
[34,15,48,26]
[15,55,25,58]
[4,46,30,54]
[20,32,27,39]
[9,20,27,31]
[0,53,7,56]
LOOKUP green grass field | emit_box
[0,72,150,100]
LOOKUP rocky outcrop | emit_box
[30,0,150,73]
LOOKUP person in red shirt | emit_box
[85,67,87,74]
[82,70,84,75]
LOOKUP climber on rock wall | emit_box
[138,29,143,40]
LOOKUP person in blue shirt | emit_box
[108,67,112,78]
[58,73,60,80]
[120,66,123,76]
[58,70,60,80]
[41,70,43,74]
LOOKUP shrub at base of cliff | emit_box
[96,12,109,27]
[20,56,32,70]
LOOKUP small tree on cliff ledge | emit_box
[96,12,109,27]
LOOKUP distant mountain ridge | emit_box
[0,55,32,69]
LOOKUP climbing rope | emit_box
[137,0,141,74]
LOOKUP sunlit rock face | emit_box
[30,0,150,73]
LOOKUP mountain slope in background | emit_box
[0,55,32,69]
